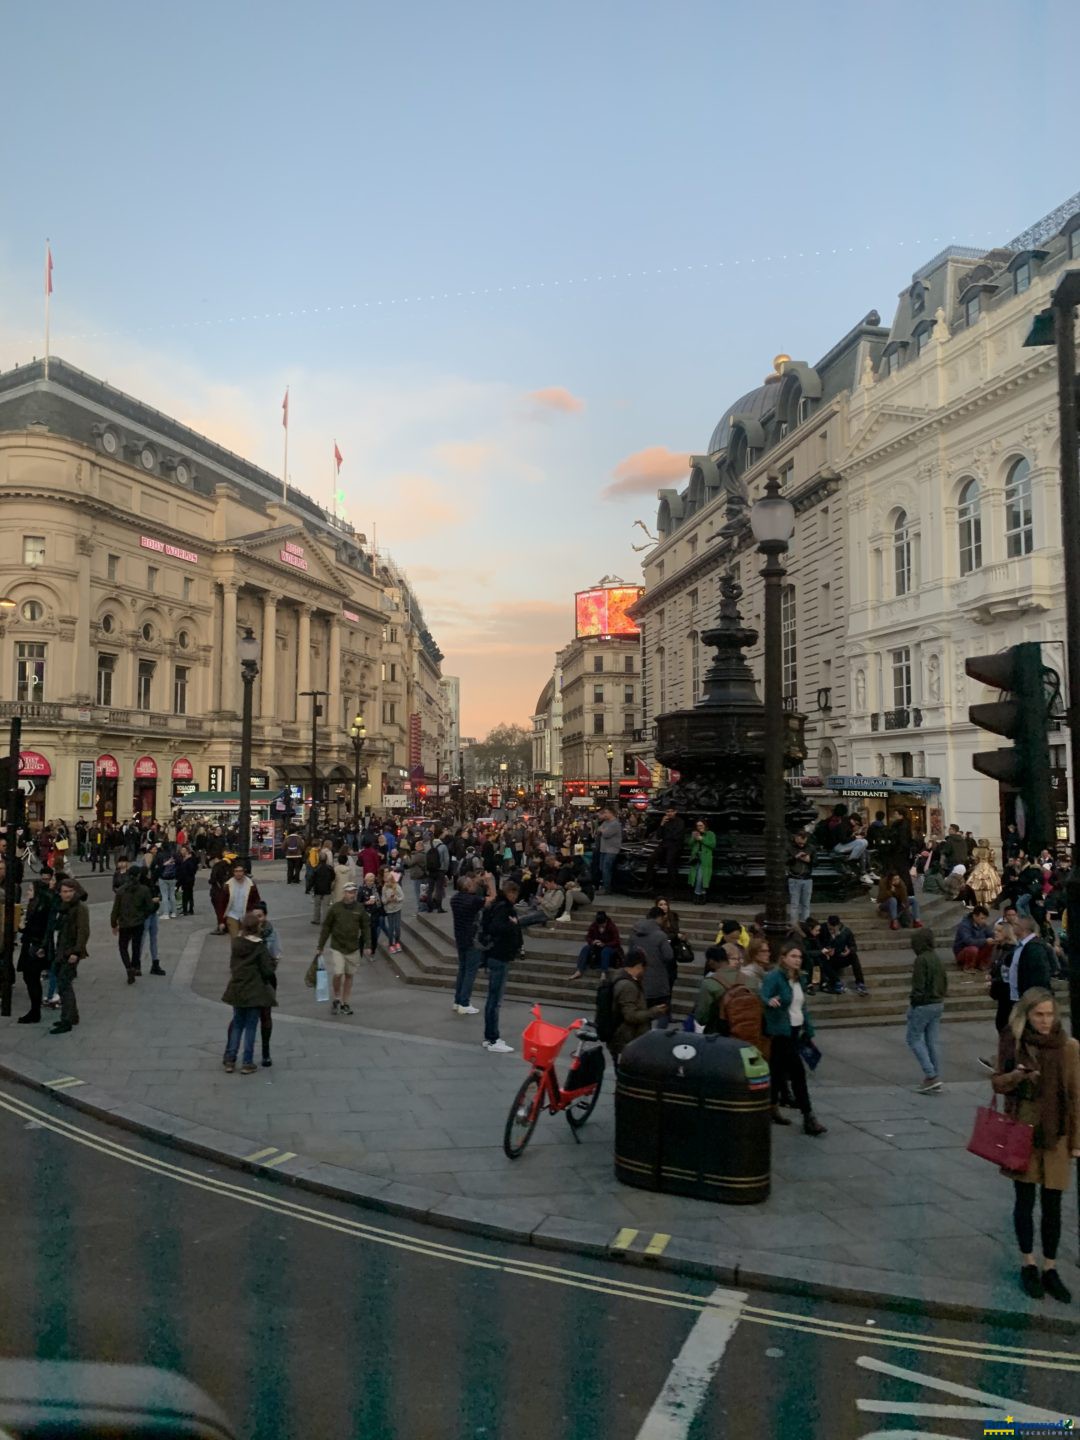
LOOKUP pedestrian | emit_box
[314,881,370,1017]
[331,849,358,903]
[649,805,685,888]
[477,879,523,1054]
[876,871,922,931]
[596,808,623,895]
[1007,917,1055,1003]
[247,903,280,1067]
[221,863,258,939]
[761,944,827,1136]
[359,871,384,955]
[16,877,54,1024]
[967,839,1001,909]
[138,861,165,973]
[627,909,675,1021]
[604,950,667,1063]
[786,827,815,926]
[818,915,869,996]
[991,989,1080,1302]
[110,864,156,982]
[49,878,89,1035]
[381,869,404,953]
[309,851,335,927]
[159,847,179,919]
[906,927,948,1093]
[284,830,304,884]
[568,910,623,980]
[687,818,715,904]
[176,845,198,916]
[221,913,278,1074]
[209,857,231,934]
[426,829,450,912]
[953,905,995,971]
[450,874,488,1014]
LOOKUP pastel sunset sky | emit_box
[2,0,1073,735]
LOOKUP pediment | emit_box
[842,404,931,471]
[232,527,346,591]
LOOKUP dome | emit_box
[707,382,776,455]
[533,677,555,717]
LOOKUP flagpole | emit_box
[281,387,289,504]
[331,451,336,519]
[43,239,51,380]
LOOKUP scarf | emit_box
[1021,1026,1068,1148]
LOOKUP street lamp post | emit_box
[236,628,260,874]
[751,473,796,957]
[499,759,508,806]
[350,713,366,821]
[300,689,329,842]
[606,742,614,802]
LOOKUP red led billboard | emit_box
[574,586,644,638]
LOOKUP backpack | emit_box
[426,845,444,876]
[720,983,764,1046]
[594,975,618,1043]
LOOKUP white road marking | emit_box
[634,1285,747,1440]
[856,1355,1077,1424]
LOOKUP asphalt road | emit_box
[0,1077,1076,1440]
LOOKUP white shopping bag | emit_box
[315,958,329,1004]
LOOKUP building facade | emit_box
[530,651,565,796]
[559,632,640,795]
[0,357,447,828]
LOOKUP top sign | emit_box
[141,536,198,565]
[280,540,309,571]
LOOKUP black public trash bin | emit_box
[614,1029,771,1204]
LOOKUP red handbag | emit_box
[967,1095,1034,1172]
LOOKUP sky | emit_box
[1,0,1076,736]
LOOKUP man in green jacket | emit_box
[906,927,948,1093]
[110,867,156,982]
[51,878,89,1035]
[315,882,371,1017]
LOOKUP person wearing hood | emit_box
[905,926,948,1093]
[629,909,675,1020]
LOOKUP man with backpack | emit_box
[477,879,523,1054]
[426,828,450,913]
[596,951,667,1063]
[693,944,768,1058]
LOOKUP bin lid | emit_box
[618,1030,769,1091]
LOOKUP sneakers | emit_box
[223,1060,236,1073]
[554,913,571,924]
[917,1077,943,1093]
[855,983,869,996]
[454,1004,479,1015]
[261,1056,273,1068]
[1042,1269,1072,1304]
[803,1114,827,1136]
[339,1003,354,1016]
[331,1000,340,1015]
[976,1055,995,1072]
[240,1063,258,1075]
[483,1038,514,1054]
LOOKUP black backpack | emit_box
[426,845,444,876]
[594,975,618,1043]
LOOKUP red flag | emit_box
[334,441,343,472]
[45,244,53,296]
[281,388,289,429]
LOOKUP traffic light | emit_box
[966,642,1058,853]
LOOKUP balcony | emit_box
[0,701,61,721]
[0,701,212,735]
[875,707,924,732]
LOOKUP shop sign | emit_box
[18,751,51,777]
[77,759,95,810]
[231,766,270,791]
[134,756,158,780]
[795,775,824,788]
[172,781,199,799]
[140,535,198,564]
[826,774,940,799]
[171,758,195,781]
[96,754,120,780]
[280,541,309,571]
[208,765,226,792]
[342,608,360,624]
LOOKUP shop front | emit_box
[825,775,943,840]
[95,754,120,826]
[133,755,158,823]
[17,750,51,829]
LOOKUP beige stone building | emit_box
[0,356,445,830]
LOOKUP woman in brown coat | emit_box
[991,988,1080,1302]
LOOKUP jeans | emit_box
[161,879,177,917]
[118,923,144,973]
[145,911,160,964]
[1013,1181,1062,1259]
[787,877,813,925]
[575,943,619,975]
[224,1006,260,1065]
[834,838,869,871]
[57,959,79,1026]
[599,852,617,893]
[384,911,402,946]
[692,860,708,897]
[312,892,331,925]
[412,877,426,910]
[484,958,510,1043]
[905,1001,944,1078]
[454,943,484,1006]
[885,895,920,923]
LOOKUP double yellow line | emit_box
[3,1083,1078,1375]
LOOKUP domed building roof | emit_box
[706,381,776,455]
[533,677,555,717]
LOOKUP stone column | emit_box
[328,616,342,735]
[74,535,93,700]
[261,593,278,719]
[220,583,239,714]
[297,607,311,700]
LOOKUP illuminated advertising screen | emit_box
[575,586,644,638]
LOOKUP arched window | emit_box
[1004,457,1034,557]
[957,479,982,575]
[893,510,912,596]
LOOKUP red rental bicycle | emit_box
[503,1004,606,1159]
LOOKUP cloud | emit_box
[527,385,585,415]
[431,440,497,473]
[602,444,688,500]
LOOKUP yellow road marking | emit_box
[262,1151,297,1168]
[611,1227,639,1251]
[2,1085,1077,1374]
[45,1077,84,1089]
[644,1233,670,1258]
[244,1146,280,1162]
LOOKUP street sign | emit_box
[17,779,36,797]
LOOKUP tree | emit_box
[469,724,532,788]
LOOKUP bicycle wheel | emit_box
[503,1070,545,1159]
[565,1067,604,1133]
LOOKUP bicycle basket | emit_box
[521,1016,571,1067]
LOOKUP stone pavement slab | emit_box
[1,866,1077,1328]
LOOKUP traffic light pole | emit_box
[1,717,22,1017]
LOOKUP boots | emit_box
[770,1105,792,1126]
[17,1011,41,1024]
[803,1113,827,1137]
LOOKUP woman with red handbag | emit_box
[991,989,1080,1302]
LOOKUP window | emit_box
[107,554,120,582]
[797,396,810,425]
[1013,259,1031,295]
[687,535,698,560]
[593,655,604,673]
[182,577,193,602]
[820,582,832,627]
[893,510,912,596]
[965,292,981,327]
[147,566,158,594]
[689,631,700,702]
[390,663,397,682]
[383,701,396,725]
[101,613,115,634]
[177,629,190,650]
[593,684,604,704]
[23,536,45,566]
[137,659,155,711]
[15,642,46,701]
[173,665,189,715]
[388,627,398,643]
[884,348,902,376]
[624,655,634,674]
[914,323,932,356]
[957,478,983,574]
[778,461,794,490]
[780,588,797,701]
[20,600,44,622]
[624,684,634,704]
[1071,228,1080,262]
[688,588,698,615]
[141,621,155,642]
[657,560,665,581]
[1004,457,1034,556]
[819,506,830,544]
[910,282,926,317]
[592,713,605,734]
[891,647,912,709]
[96,653,115,707]
[623,711,635,733]
[656,648,667,712]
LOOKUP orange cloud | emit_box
[527,385,585,414]
[602,445,688,500]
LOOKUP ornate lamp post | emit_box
[350,713,366,819]
[606,742,614,802]
[499,759,508,805]
[237,627,261,874]
[750,474,796,955]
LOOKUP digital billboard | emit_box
[575,585,644,638]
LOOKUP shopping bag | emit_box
[798,1037,823,1071]
[315,958,330,1004]
[304,954,319,988]
[966,1095,1033,1172]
